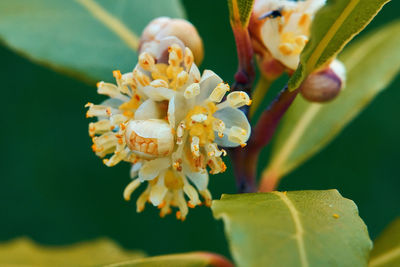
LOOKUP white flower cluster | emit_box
[86,37,251,220]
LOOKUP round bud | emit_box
[140,17,204,65]
[300,60,346,103]
[125,119,174,158]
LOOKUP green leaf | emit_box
[227,0,254,28]
[288,0,390,90]
[0,238,145,266]
[369,218,400,267]
[104,252,232,267]
[0,0,185,83]
[263,20,400,183]
[212,190,372,267]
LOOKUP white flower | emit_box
[259,0,325,70]
[86,37,251,220]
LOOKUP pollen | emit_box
[112,70,122,79]
[298,14,311,27]
[279,43,294,55]
[333,213,340,219]
[295,35,308,47]
[157,201,166,209]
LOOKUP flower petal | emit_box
[135,99,162,120]
[168,94,188,128]
[183,165,209,191]
[167,96,176,127]
[101,98,124,109]
[130,161,143,179]
[138,157,170,181]
[196,70,223,104]
[149,173,168,206]
[142,86,175,101]
[213,107,251,147]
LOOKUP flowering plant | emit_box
[0,0,399,266]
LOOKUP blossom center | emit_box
[164,170,184,190]
[185,103,218,146]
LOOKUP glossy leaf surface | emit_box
[289,0,390,90]
[212,190,372,267]
[264,20,400,183]
[0,0,185,83]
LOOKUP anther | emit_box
[279,43,294,55]
[138,52,155,71]
[226,91,251,108]
[150,79,169,88]
[209,83,230,103]
[184,47,194,69]
[177,71,189,88]
[113,70,122,79]
[184,83,200,99]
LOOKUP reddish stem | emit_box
[230,86,299,193]
[229,147,259,193]
[229,24,257,192]
[196,252,235,267]
[248,86,299,151]
[231,27,255,95]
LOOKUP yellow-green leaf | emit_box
[227,0,254,28]
[212,190,372,267]
[263,20,400,183]
[0,238,144,266]
[289,0,390,90]
[104,252,232,267]
[0,0,185,83]
[369,218,400,267]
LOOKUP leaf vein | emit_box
[75,0,139,51]
[306,0,360,72]
[273,191,309,267]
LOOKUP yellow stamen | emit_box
[138,52,155,71]
[279,43,294,55]
[113,70,122,79]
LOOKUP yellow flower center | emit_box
[164,170,184,190]
[185,103,218,146]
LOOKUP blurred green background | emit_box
[1,0,399,259]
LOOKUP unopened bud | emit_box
[300,60,346,103]
[140,17,204,65]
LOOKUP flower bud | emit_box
[300,60,346,102]
[139,17,204,65]
[125,119,174,157]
